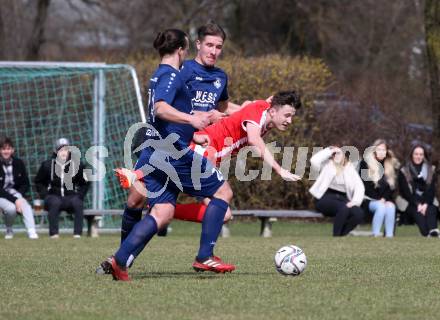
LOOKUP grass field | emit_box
[1,220,440,320]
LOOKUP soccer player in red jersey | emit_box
[116,91,302,224]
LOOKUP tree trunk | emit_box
[0,7,5,59]
[425,0,440,159]
[26,0,51,60]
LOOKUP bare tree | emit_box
[425,0,440,157]
[0,0,51,60]
[27,0,51,60]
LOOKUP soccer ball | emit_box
[274,245,307,276]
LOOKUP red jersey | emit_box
[192,100,270,164]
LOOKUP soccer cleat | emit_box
[95,256,113,275]
[114,168,143,189]
[192,256,236,273]
[110,257,131,281]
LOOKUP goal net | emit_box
[0,62,145,211]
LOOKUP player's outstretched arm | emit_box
[246,123,300,182]
[155,101,210,130]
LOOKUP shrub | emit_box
[121,54,332,209]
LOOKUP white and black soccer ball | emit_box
[274,245,307,276]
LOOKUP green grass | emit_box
[1,221,440,320]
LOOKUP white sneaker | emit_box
[428,228,440,238]
[28,231,39,239]
[50,234,60,239]
[4,230,13,240]
[73,235,81,239]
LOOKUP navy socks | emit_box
[115,214,158,267]
[196,198,229,261]
[120,206,143,244]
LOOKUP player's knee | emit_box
[224,208,232,222]
[150,205,174,229]
[215,183,233,203]
[127,194,144,209]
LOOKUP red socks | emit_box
[174,203,207,223]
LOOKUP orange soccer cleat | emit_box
[114,168,143,189]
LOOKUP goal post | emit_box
[0,61,146,210]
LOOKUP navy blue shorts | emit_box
[135,146,224,208]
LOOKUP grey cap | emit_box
[54,138,70,152]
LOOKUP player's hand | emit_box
[278,168,301,182]
[265,96,273,104]
[208,109,227,124]
[190,112,210,130]
[15,198,25,213]
[193,134,210,147]
[114,168,138,189]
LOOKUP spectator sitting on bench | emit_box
[309,146,365,236]
[398,143,439,238]
[359,139,399,238]
[34,138,90,238]
[0,137,38,239]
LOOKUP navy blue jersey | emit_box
[180,59,229,112]
[146,64,195,149]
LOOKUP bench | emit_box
[230,210,324,238]
[34,209,123,237]
[33,209,324,238]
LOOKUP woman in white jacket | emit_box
[309,146,365,236]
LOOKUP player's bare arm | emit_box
[155,101,210,130]
[246,122,300,182]
[192,109,226,124]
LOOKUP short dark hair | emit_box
[271,91,302,110]
[0,137,13,149]
[153,29,188,57]
[197,22,226,41]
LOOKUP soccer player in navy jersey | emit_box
[180,22,242,123]
[107,29,236,281]
[96,23,243,276]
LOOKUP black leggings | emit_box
[315,190,364,236]
[406,204,438,236]
[45,194,87,236]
